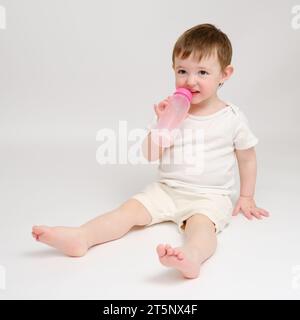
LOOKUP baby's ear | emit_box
[223,65,234,80]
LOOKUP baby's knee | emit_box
[118,198,152,226]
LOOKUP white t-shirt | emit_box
[147,102,258,196]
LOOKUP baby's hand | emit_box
[232,196,270,220]
[153,96,171,120]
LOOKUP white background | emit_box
[0,0,300,299]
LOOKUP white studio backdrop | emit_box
[0,0,300,300]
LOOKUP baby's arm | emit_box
[142,131,166,162]
[142,97,172,162]
[233,147,270,219]
[235,147,257,198]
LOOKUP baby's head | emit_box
[172,24,234,104]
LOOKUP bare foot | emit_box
[32,225,89,257]
[156,243,203,279]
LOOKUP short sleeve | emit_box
[233,111,258,150]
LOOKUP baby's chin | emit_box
[191,93,205,104]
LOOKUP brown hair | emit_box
[172,24,232,72]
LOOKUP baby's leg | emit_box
[156,214,217,279]
[32,199,152,257]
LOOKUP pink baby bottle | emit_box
[152,87,192,147]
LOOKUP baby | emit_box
[32,24,270,279]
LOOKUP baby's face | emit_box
[173,52,226,104]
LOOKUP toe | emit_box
[31,232,38,240]
[173,248,179,255]
[167,247,174,255]
[156,244,166,257]
[174,249,184,260]
[32,226,53,244]
[32,225,48,236]
[177,252,184,260]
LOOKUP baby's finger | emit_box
[243,210,253,220]
[251,210,262,219]
[158,100,168,109]
[153,104,159,116]
[232,206,240,216]
[159,96,171,106]
[258,208,270,217]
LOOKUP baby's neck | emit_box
[188,96,227,116]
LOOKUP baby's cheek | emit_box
[175,78,185,87]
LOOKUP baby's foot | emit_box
[32,225,88,257]
[156,244,202,279]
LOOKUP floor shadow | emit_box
[21,249,66,259]
[144,269,187,285]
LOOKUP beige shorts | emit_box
[131,182,233,234]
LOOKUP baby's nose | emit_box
[186,75,198,86]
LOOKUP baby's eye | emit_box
[199,70,209,76]
[177,69,186,74]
